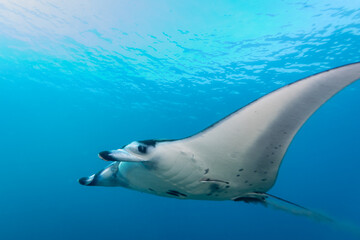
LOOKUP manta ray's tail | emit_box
[234,192,360,237]
[234,192,332,222]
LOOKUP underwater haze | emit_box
[1,0,360,239]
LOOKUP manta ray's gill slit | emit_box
[170,164,199,188]
[160,153,188,180]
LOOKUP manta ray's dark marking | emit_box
[166,190,187,197]
[201,178,230,184]
[166,191,179,197]
[233,196,267,205]
[138,139,175,147]
[208,183,223,196]
[138,140,157,147]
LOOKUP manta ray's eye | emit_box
[138,145,147,154]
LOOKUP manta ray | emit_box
[79,62,360,220]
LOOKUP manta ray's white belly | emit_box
[116,142,263,200]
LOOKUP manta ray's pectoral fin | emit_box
[233,192,333,222]
[182,62,360,192]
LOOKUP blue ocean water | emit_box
[1,0,360,239]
